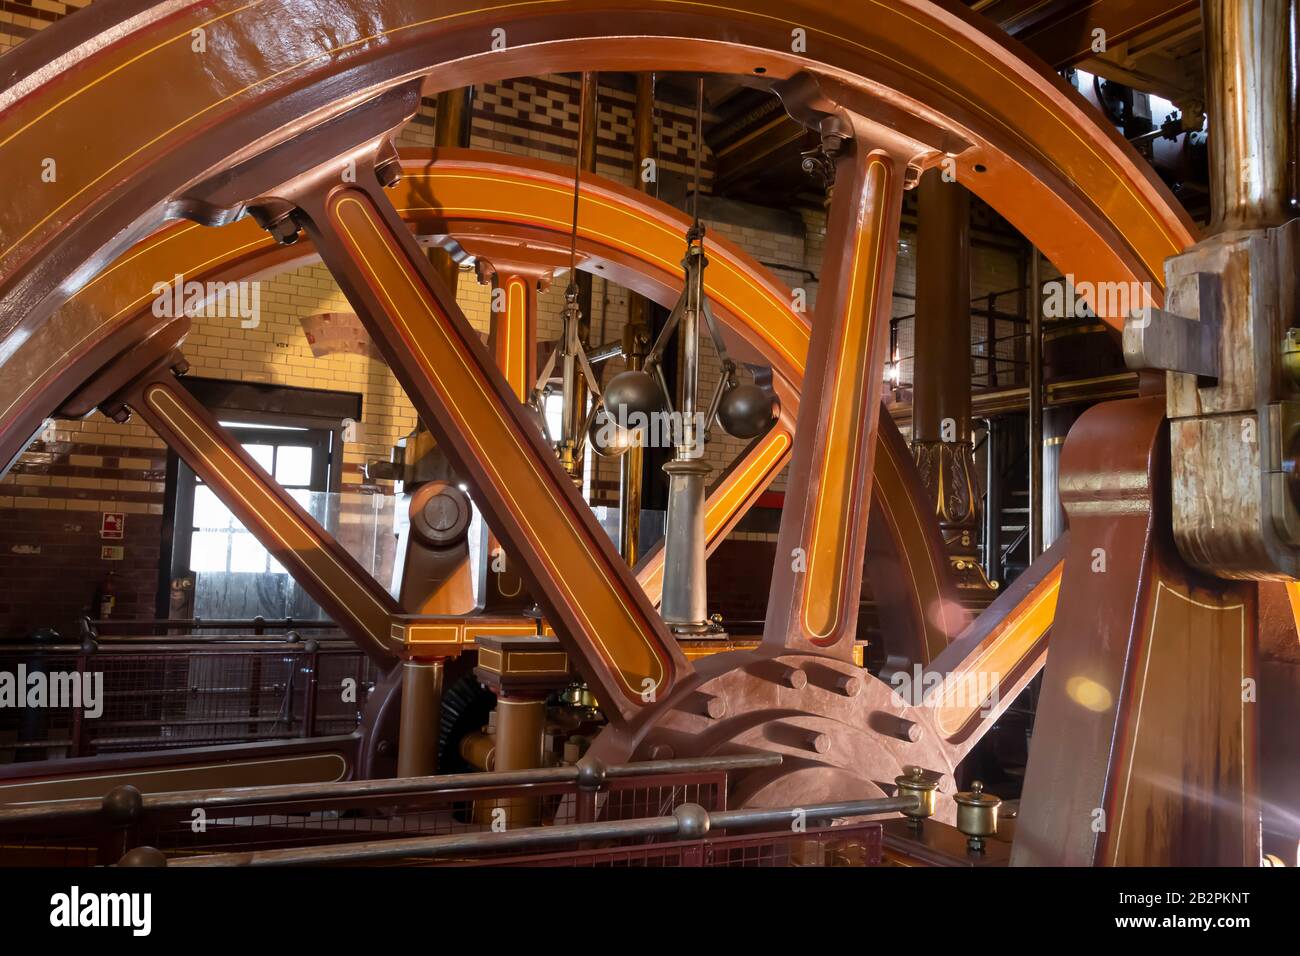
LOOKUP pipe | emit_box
[1202,0,1292,234]
[1028,248,1043,561]
[166,794,919,867]
[396,658,444,777]
[620,72,656,565]
[659,240,713,634]
[0,752,784,824]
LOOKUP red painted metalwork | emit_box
[0,0,1203,828]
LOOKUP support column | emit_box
[660,237,713,635]
[982,417,1002,585]
[620,73,656,565]
[474,636,571,827]
[909,168,994,595]
[1041,406,1078,549]
[396,658,444,777]
[1028,248,1043,562]
[428,87,474,294]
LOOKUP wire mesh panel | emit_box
[0,644,373,760]
[0,770,733,865]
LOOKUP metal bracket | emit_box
[1122,272,1221,379]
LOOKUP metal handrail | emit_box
[0,753,784,824]
[0,640,357,653]
[83,617,342,634]
[163,794,917,867]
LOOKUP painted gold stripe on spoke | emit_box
[504,276,528,399]
[329,192,665,699]
[802,158,892,642]
[143,383,391,648]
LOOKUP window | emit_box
[186,426,332,577]
[162,380,361,622]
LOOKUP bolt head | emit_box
[269,216,300,246]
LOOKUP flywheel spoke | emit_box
[293,169,685,721]
[763,132,907,661]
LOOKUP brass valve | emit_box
[894,765,939,830]
[953,780,1002,853]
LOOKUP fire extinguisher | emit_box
[95,571,117,620]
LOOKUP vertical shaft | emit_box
[566,72,599,485]
[911,169,971,446]
[1028,248,1043,562]
[1202,0,1293,234]
[397,659,444,777]
[428,87,473,294]
[619,73,657,565]
[660,241,712,633]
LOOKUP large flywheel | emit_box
[0,0,1196,847]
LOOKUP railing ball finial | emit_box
[575,754,607,790]
[673,802,711,839]
[101,785,143,825]
[117,846,167,867]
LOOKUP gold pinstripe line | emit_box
[803,158,893,641]
[329,192,666,698]
[143,383,392,649]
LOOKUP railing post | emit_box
[986,292,997,388]
[672,803,709,867]
[97,785,143,866]
[301,640,320,738]
[575,755,606,826]
[69,646,88,758]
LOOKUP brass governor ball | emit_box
[716,382,779,439]
[602,370,663,423]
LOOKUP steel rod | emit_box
[1028,247,1043,562]
[0,753,782,823]
[166,793,916,867]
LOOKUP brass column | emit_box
[428,87,474,294]
[396,658,444,777]
[910,168,993,592]
[490,696,548,826]
[619,73,656,565]
[1203,0,1292,234]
